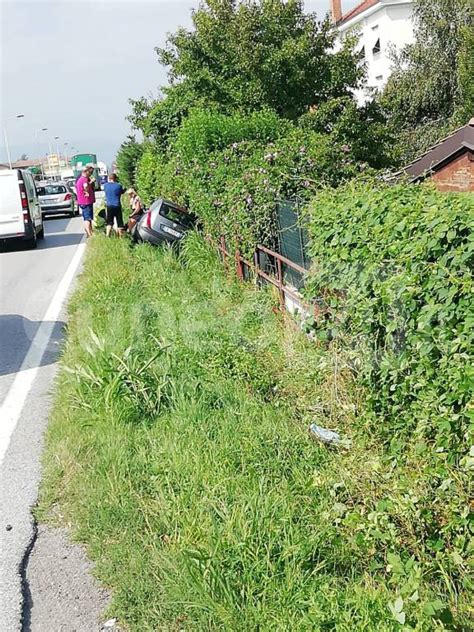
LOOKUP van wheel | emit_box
[38,226,45,239]
[26,232,37,249]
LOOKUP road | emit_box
[0,214,87,631]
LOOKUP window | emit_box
[159,202,196,229]
[37,185,67,196]
[372,38,381,55]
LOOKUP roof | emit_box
[338,0,380,25]
[404,118,474,180]
[0,158,44,170]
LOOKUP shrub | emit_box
[304,181,473,600]
[115,136,144,188]
[136,109,369,254]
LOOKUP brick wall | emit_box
[432,151,474,192]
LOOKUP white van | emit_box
[0,169,44,248]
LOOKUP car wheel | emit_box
[26,230,37,249]
[37,226,45,239]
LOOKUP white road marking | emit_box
[0,241,86,465]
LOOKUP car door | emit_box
[24,171,42,230]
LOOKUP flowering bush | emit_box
[136,109,369,254]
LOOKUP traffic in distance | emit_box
[0,151,105,249]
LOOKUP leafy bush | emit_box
[172,109,292,161]
[299,96,394,168]
[115,135,144,188]
[136,109,369,254]
[304,181,473,607]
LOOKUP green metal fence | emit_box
[276,199,311,289]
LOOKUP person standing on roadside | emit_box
[103,173,125,237]
[86,166,97,205]
[76,167,95,238]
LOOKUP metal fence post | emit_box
[235,248,244,280]
[276,257,285,311]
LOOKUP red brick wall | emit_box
[432,151,474,192]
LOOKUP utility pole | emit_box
[35,127,48,178]
[2,114,25,169]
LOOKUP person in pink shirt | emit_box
[76,167,95,237]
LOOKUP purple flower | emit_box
[341,144,350,153]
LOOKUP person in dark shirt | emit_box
[103,173,125,236]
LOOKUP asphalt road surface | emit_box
[0,214,87,631]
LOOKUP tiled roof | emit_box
[338,0,380,25]
[404,118,474,179]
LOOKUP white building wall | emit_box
[338,0,414,103]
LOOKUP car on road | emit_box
[64,177,77,194]
[0,168,44,248]
[37,182,78,217]
[134,198,196,246]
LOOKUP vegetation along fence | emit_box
[215,198,314,317]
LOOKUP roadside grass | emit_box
[37,234,472,630]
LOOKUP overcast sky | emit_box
[1,0,358,165]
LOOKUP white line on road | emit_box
[0,241,86,465]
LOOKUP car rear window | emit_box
[38,185,67,195]
[159,203,195,229]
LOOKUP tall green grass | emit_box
[38,234,472,630]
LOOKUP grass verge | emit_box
[37,234,472,630]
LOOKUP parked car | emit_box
[64,177,77,194]
[37,181,78,217]
[133,198,196,246]
[0,168,44,248]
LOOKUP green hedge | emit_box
[136,109,370,255]
[304,181,473,599]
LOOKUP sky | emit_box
[0,0,359,166]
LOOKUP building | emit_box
[0,155,72,180]
[0,158,43,171]
[403,118,474,192]
[331,0,414,103]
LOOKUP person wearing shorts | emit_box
[103,173,125,237]
[76,167,95,237]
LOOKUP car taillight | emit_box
[18,180,29,213]
[64,193,72,201]
[146,210,152,228]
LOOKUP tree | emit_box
[129,83,201,150]
[382,0,472,127]
[298,96,394,168]
[115,136,144,188]
[155,0,364,120]
[456,24,474,123]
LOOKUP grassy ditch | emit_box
[38,234,472,630]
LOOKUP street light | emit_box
[2,114,25,169]
[35,127,48,177]
[54,136,61,174]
